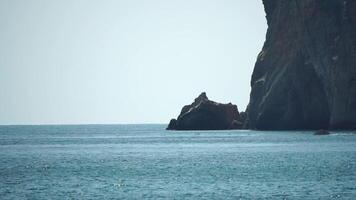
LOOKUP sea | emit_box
[0,124,355,199]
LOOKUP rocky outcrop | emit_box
[167,92,244,130]
[247,0,356,130]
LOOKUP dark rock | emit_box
[239,111,247,123]
[167,119,177,130]
[247,0,356,130]
[314,129,331,135]
[167,92,244,130]
[230,120,243,129]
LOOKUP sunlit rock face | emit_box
[247,0,356,130]
[167,92,244,130]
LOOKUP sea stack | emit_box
[247,0,356,130]
[167,92,244,130]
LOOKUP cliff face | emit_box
[167,93,243,130]
[248,0,356,130]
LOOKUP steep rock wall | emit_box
[247,0,356,130]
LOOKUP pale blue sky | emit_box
[0,0,266,124]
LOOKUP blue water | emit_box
[0,125,356,199]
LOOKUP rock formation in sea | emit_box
[167,92,244,130]
[247,0,356,130]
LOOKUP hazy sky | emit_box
[0,0,267,125]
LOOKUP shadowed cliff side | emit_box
[247,0,356,130]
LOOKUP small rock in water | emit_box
[314,129,330,135]
[166,92,244,130]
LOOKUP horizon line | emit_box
[0,123,168,126]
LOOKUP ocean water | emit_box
[0,125,356,199]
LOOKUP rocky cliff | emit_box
[247,0,356,130]
[167,92,243,130]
